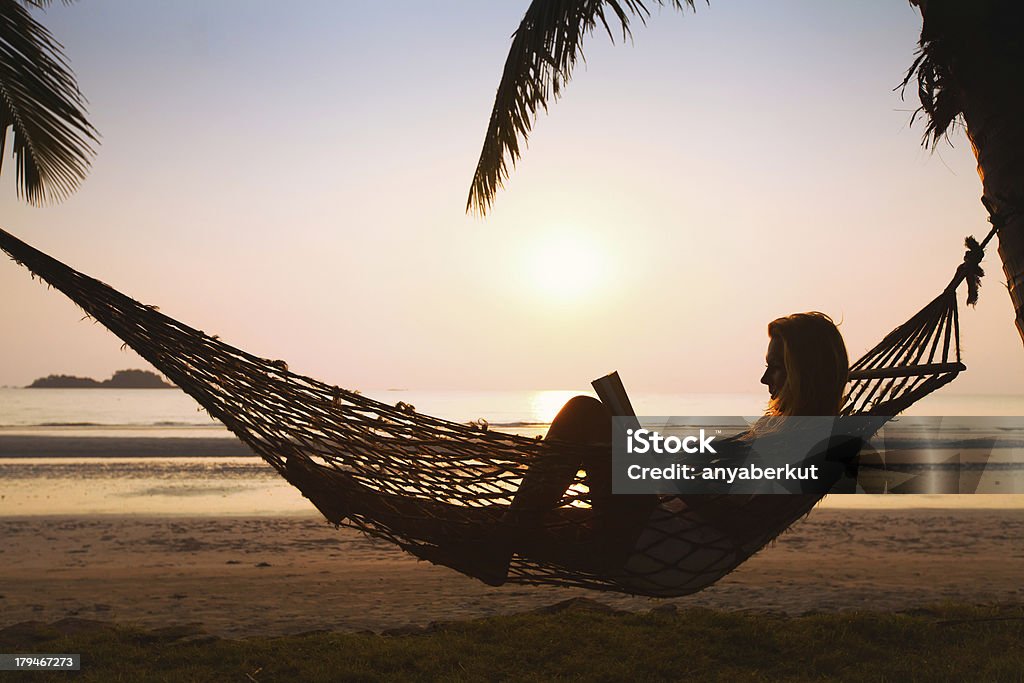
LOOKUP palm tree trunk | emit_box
[913,0,1024,345]
[964,88,1024,346]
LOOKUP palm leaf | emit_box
[0,0,97,205]
[466,0,698,216]
[902,0,1024,148]
[900,0,972,148]
[18,1,76,8]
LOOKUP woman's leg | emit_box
[405,396,613,587]
[503,395,611,528]
[503,395,660,577]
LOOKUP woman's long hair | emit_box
[766,312,849,417]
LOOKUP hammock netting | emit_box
[0,227,981,597]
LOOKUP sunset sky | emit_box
[2,0,1021,395]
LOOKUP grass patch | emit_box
[2,601,1022,681]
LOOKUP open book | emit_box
[591,371,637,418]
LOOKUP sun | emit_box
[528,232,605,302]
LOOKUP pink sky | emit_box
[1,1,1022,395]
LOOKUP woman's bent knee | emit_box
[555,395,607,419]
[548,395,611,443]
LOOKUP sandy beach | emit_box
[0,435,252,458]
[2,509,1022,638]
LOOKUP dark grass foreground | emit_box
[2,600,1022,682]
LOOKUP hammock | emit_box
[0,226,990,597]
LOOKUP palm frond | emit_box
[901,0,1024,148]
[900,1,968,148]
[17,1,77,8]
[467,0,698,216]
[0,0,96,205]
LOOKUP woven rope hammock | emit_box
[0,226,992,597]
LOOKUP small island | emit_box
[27,369,175,389]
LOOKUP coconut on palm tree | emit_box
[467,0,1024,346]
[0,0,96,205]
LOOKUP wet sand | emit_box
[1,509,1022,637]
[0,435,252,458]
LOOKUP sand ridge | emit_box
[1,509,1022,637]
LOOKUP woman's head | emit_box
[761,312,848,416]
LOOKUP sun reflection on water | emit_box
[529,390,587,425]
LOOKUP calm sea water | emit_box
[2,388,1023,515]
[5,388,1024,436]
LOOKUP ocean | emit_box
[2,388,1024,515]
